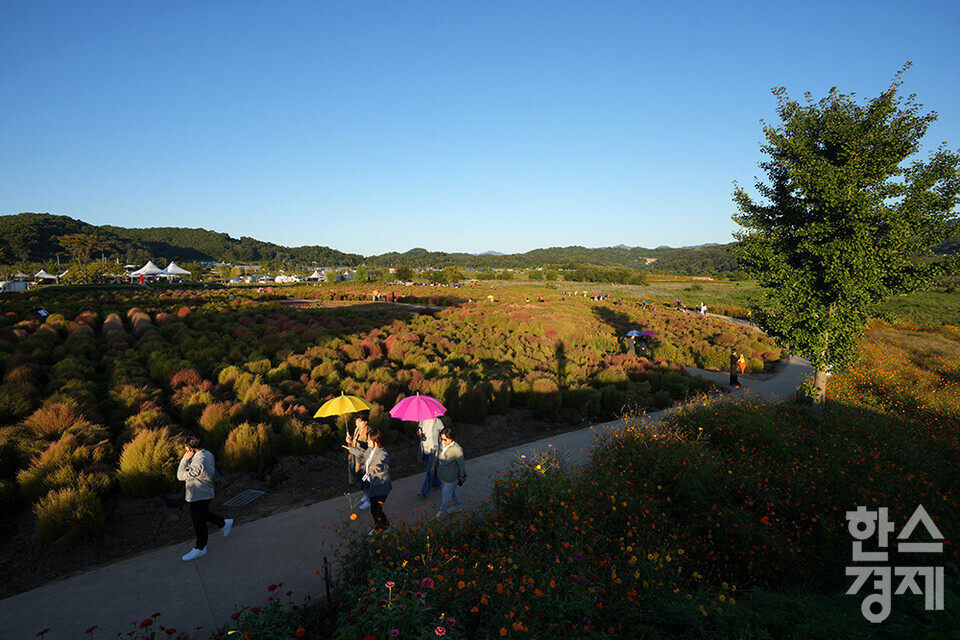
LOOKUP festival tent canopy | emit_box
[34,270,57,280]
[306,270,324,280]
[131,261,164,276]
[162,262,191,275]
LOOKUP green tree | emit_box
[733,65,960,421]
[441,265,462,284]
[181,261,203,282]
[394,265,414,282]
[57,233,103,284]
[355,264,369,283]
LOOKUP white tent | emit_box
[162,261,191,276]
[34,269,57,280]
[306,270,324,281]
[131,261,164,276]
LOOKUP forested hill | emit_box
[363,244,741,274]
[2,212,955,274]
[0,212,741,272]
[0,213,362,266]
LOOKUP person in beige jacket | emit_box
[433,427,467,519]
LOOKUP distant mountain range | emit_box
[1,212,956,276]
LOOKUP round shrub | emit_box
[167,368,203,390]
[527,377,562,415]
[0,383,35,425]
[457,384,489,424]
[118,427,182,497]
[124,409,173,435]
[485,379,512,415]
[198,402,241,454]
[600,385,627,413]
[280,417,334,455]
[367,402,394,436]
[34,484,105,547]
[16,435,114,503]
[24,403,93,441]
[222,422,275,473]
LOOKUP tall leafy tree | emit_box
[733,65,960,421]
[57,233,104,284]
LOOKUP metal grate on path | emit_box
[222,490,265,508]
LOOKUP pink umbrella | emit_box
[389,394,447,421]
[641,330,658,336]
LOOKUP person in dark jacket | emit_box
[343,428,392,534]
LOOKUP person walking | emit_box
[417,417,443,498]
[729,349,740,387]
[177,436,233,561]
[345,414,371,510]
[434,427,467,519]
[343,428,392,534]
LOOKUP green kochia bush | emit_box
[280,417,334,455]
[222,422,275,473]
[198,401,241,454]
[34,483,105,546]
[527,377,562,415]
[118,427,182,497]
[16,435,114,503]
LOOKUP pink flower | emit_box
[385,581,395,588]
[421,577,435,589]
[435,627,446,636]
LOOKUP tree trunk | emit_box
[810,368,828,422]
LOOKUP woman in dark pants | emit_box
[177,436,233,561]
[343,428,393,534]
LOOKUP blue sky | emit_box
[2,1,958,257]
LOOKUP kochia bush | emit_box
[222,422,275,473]
[118,427,182,497]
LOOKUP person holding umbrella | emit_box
[417,417,443,498]
[346,414,371,510]
[343,428,392,534]
[388,394,447,499]
[730,349,741,386]
[315,393,374,509]
[434,427,467,519]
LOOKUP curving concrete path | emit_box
[0,357,812,640]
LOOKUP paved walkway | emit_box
[0,357,811,640]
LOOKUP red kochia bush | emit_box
[167,368,203,391]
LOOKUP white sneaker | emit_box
[446,505,462,514]
[222,519,234,537]
[359,500,371,511]
[181,547,207,562]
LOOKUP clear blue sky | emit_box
[2,1,958,257]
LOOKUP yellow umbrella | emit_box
[314,393,372,418]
